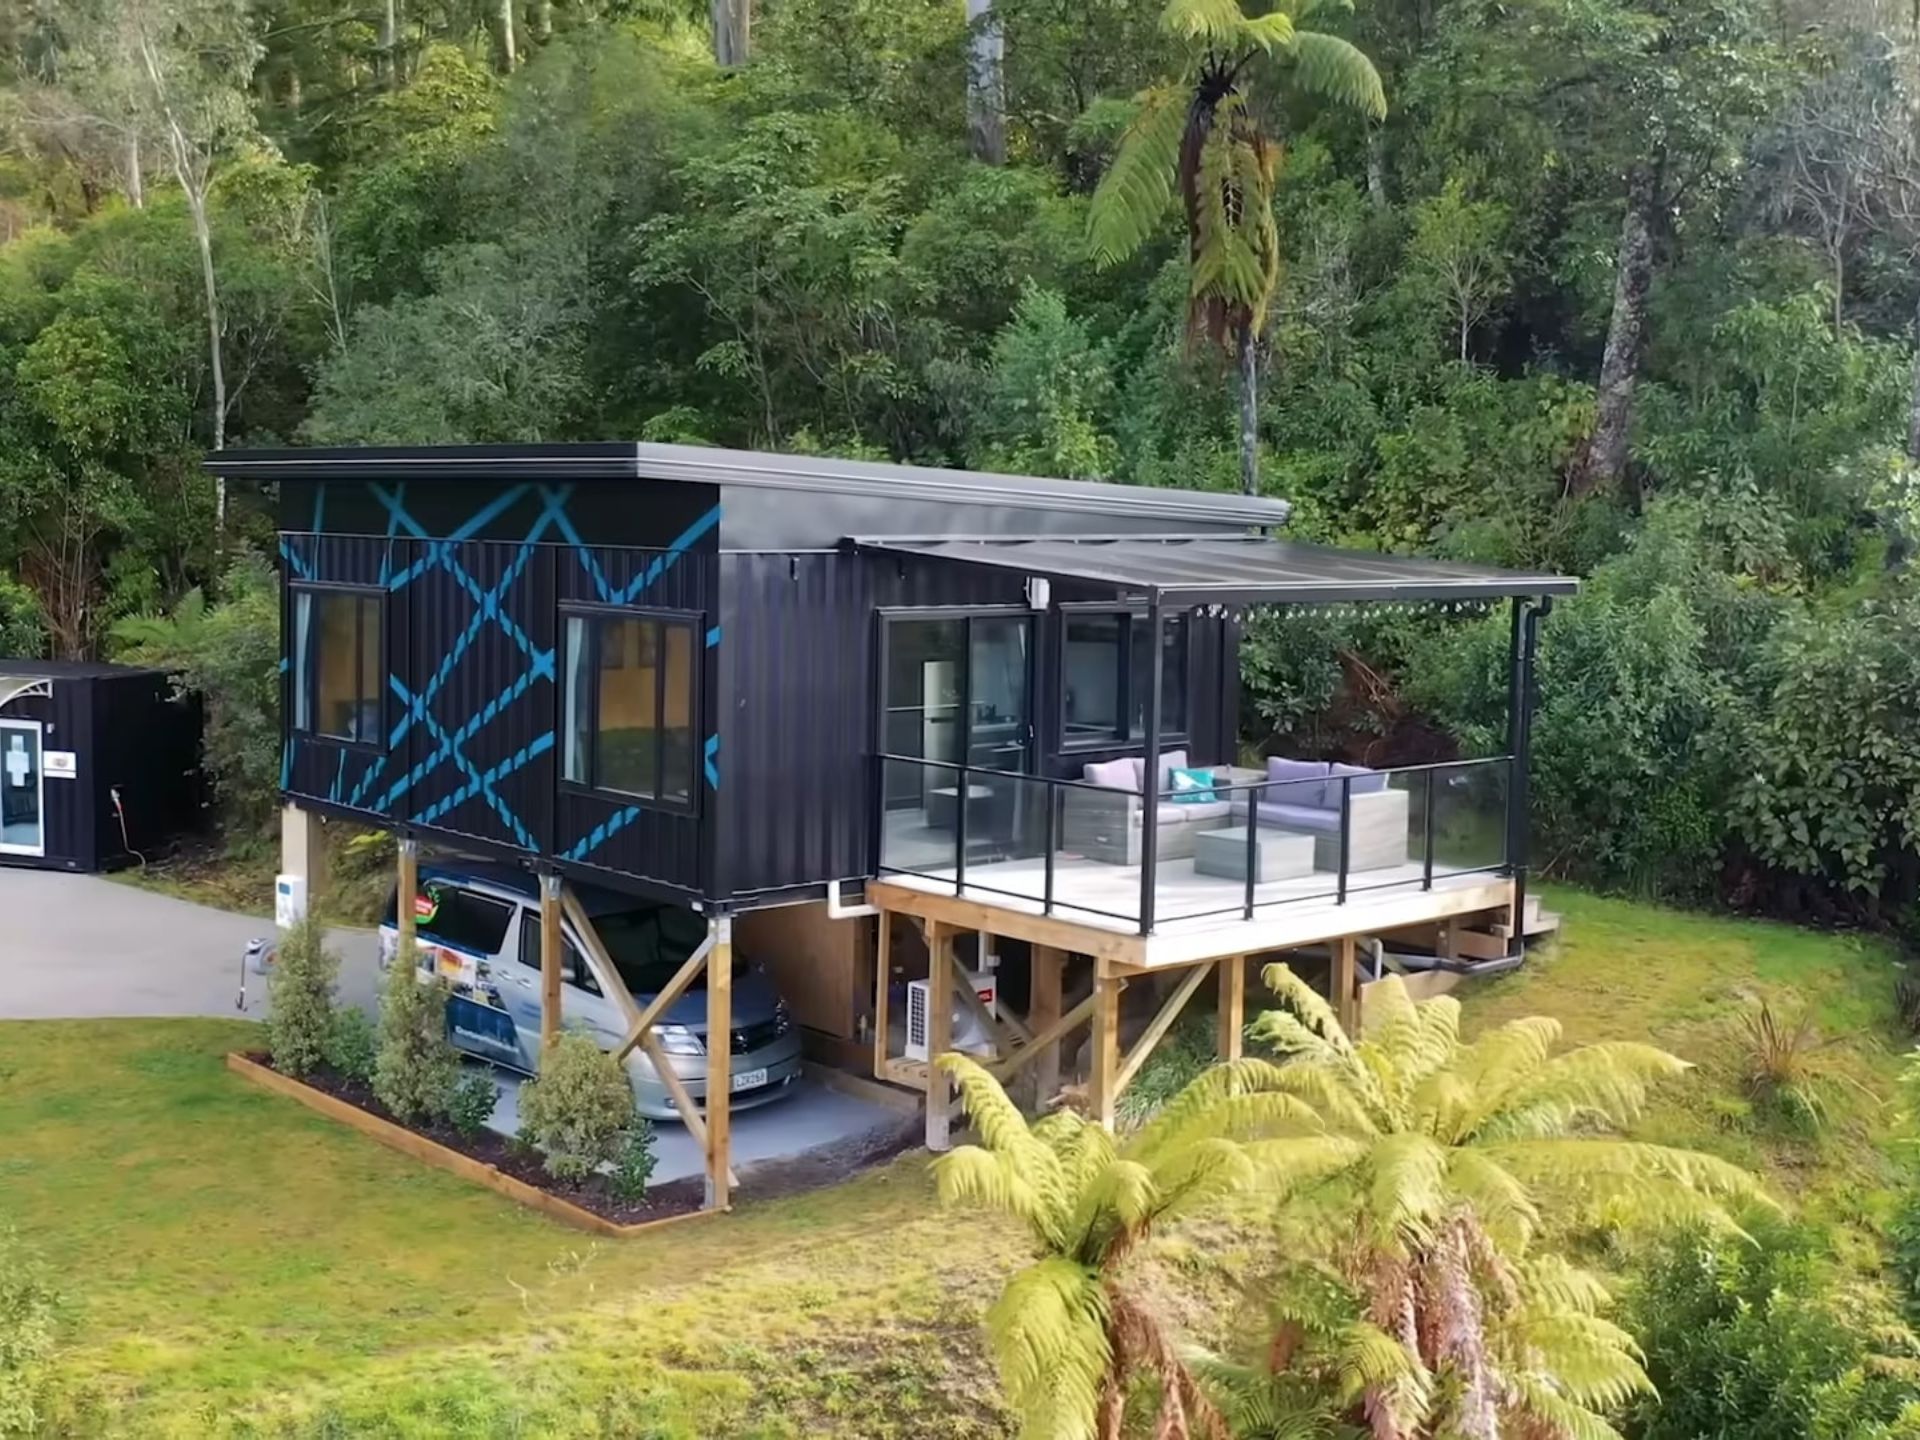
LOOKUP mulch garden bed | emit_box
[232,1051,922,1232]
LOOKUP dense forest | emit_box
[2,0,1918,929]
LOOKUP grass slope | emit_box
[3,889,1906,1435]
[0,1019,1015,1437]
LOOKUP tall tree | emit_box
[1087,0,1385,496]
[712,0,749,65]
[966,0,1007,163]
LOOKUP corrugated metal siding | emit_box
[715,551,1236,903]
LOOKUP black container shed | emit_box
[0,659,204,872]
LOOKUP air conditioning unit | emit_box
[904,972,998,1061]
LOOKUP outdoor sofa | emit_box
[1059,750,1231,866]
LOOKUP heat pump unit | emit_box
[904,972,998,1061]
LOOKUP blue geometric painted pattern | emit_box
[283,482,720,862]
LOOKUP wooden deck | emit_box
[871,853,1516,971]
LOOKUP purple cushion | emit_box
[1084,757,1139,793]
[1328,762,1387,797]
[1265,757,1332,807]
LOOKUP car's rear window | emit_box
[403,880,515,955]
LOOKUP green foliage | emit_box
[111,549,282,842]
[265,911,338,1079]
[968,286,1118,479]
[323,1007,378,1084]
[516,1032,637,1185]
[373,944,462,1125]
[609,1120,659,1203]
[0,1228,59,1438]
[1622,1218,1920,1440]
[447,1068,500,1140]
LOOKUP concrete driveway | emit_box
[0,865,910,1186]
[0,866,381,1020]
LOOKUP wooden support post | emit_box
[925,920,953,1152]
[1028,944,1065,1105]
[706,916,733,1212]
[1115,960,1213,1096]
[872,912,894,1077]
[539,872,563,1050]
[395,838,418,953]
[1217,953,1245,1063]
[1333,935,1359,1037]
[1089,963,1122,1131]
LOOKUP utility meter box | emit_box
[275,874,308,930]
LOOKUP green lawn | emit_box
[3,888,1908,1436]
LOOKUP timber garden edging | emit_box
[225,1052,719,1238]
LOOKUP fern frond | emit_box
[1129,1056,1298,1161]
[1488,1139,1775,1233]
[1476,1042,1691,1140]
[1280,30,1386,120]
[1447,1148,1541,1250]
[1238,8,1298,50]
[1065,1157,1162,1254]
[1087,85,1186,268]
[1260,963,1353,1054]
[1242,1134,1369,1192]
[1161,0,1256,44]
[1262,1057,1382,1136]
[1367,1132,1450,1247]
[1150,1134,1262,1218]
[940,1053,1070,1235]
[1331,1319,1425,1405]
[985,1257,1111,1440]
[1514,1254,1613,1318]
[935,1147,1063,1249]
[1509,1313,1651,1410]
[1507,1374,1629,1440]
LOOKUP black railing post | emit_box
[1422,767,1436,891]
[1137,591,1165,935]
[955,763,969,895]
[1042,777,1057,916]
[1243,778,1260,920]
[1336,774,1352,904]
[1506,596,1546,950]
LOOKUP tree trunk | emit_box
[496,0,516,73]
[1906,288,1920,463]
[125,132,143,209]
[1366,125,1387,211]
[1238,325,1260,497]
[186,183,228,543]
[1576,162,1657,497]
[533,0,552,42]
[378,0,398,89]
[711,0,749,67]
[1459,295,1470,363]
[965,0,1006,165]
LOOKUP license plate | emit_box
[731,1067,768,1092]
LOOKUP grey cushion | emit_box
[1084,757,1137,792]
[1329,761,1387,796]
[1171,799,1231,823]
[1255,801,1341,832]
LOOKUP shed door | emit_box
[0,720,45,857]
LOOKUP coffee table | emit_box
[1192,826,1316,884]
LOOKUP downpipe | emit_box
[825,878,879,920]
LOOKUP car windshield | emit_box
[591,906,744,997]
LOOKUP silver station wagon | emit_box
[378,863,802,1120]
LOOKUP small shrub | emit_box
[266,912,338,1077]
[1731,998,1865,1131]
[609,1121,658,1203]
[1896,967,1920,1035]
[1890,1183,1920,1328]
[447,1068,500,1139]
[373,941,461,1124]
[0,1228,60,1437]
[517,1033,636,1185]
[324,1008,378,1083]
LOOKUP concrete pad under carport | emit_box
[481,1065,915,1186]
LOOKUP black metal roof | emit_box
[0,658,163,679]
[207,442,1293,530]
[851,534,1579,605]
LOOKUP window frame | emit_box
[290,581,387,754]
[1056,604,1190,753]
[514,911,602,996]
[558,602,703,817]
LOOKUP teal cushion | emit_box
[1168,766,1217,805]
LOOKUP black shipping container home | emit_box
[0,660,204,872]
[213,441,1574,1207]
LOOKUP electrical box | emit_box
[274,874,307,930]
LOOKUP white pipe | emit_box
[824,878,879,919]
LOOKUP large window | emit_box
[1060,610,1187,747]
[562,609,699,810]
[292,586,383,745]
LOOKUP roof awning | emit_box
[0,675,54,710]
[851,535,1578,606]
